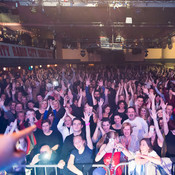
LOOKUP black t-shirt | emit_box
[71,146,93,174]
[60,132,85,162]
[36,130,63,159]
[165,131,175,157]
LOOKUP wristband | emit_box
[85,122,90,126]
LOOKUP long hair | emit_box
[140,138,153,153]
[96,131,119,149]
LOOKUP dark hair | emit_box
[102,104,111,113]
[101,117,111,125]
[96,131,119,149]
[41,119,51,126]
[72,117,83,125]
[117,100,127,110]
[168,120,175,131]
[137,95,144,100]
[127,106,136,113]
[140,138,153,153]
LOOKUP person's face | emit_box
[72,120,82,133]
[22,96,27,104]
[166,105,173,116]
[37,95,43,102]
[137,98,144,107]
[94,91,100,99]
[42,122,51,134]
[119,102,125,109]
[105,107,110,114]
[140,140,149,154]
[17,113,25,122]
[17,92,22,98]
[140,108,147,116]
[114,115,122,124]
[102,121,110,133]
[64,116,72,127]
[157,109,163,118]
[127,108,136,120]
[1,94,6,101]
[123,125,131,137]
[10,102,16,110]
[41,101,47,109]
[149,89,154,94]
[48,114,54,123]
[73,136,85,150]
[28,102,34,109]
[158,118,163,128]
[52,101,59,110]
[16,104,23,112]
[119,95,124,101]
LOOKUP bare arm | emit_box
[67,154,83,175]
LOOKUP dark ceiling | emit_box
[1,2,175,48]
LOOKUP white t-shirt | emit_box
[129,150,158,175]
[124,117,148,141]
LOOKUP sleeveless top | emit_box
[103,152,122,175]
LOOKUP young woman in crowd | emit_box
[67,112,93,175]
[93,131,122,175]
[111,115,122,136]
[117,138,162,175]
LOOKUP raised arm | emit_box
[161,102,169,135]
[150,110,164,143]
[82,112,93,150]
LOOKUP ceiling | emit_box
[1,2,175,48]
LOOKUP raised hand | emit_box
[98,98,104,106]
[0,125,36,170]
[150,110,157,120]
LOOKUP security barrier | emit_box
[11,164,111,175]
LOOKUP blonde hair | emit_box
[121,122,133,135]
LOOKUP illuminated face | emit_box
[26,111,36,123]
[102,121,110,133]
[114,115,122,124]
[64,116,72,127]
[73,136,85,150]
[140,140,149,154]
[127,108,136,120]
[42,122,51,134]
[157,109,163,118]
[72,120,82,133]
[123,125,131,137]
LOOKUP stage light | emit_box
[3,67,7,71]
[47,65,50,68]
[18,66,21,70]
[39,65,42,68]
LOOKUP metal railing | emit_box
[12,164,110,175]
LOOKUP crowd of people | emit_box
[0,64,175,175]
